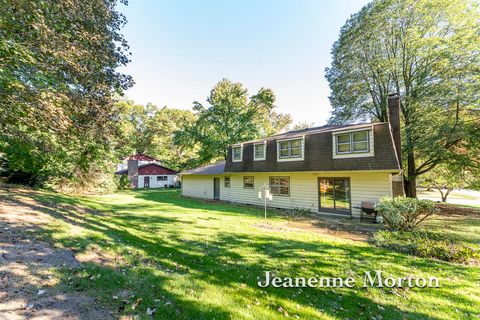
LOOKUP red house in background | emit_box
[115,153,178,189]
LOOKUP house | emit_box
[179,94,404,218]
[115,153,178,189]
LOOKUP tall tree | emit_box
[0,0,132,188]
[326,0,480,197]
[177,79,292,163]
[258,111,293,137]
[292,122,315,131]
[419,164,476,202]
[112,100,199,171]
[112,100,156,156]
[142,107,199,170]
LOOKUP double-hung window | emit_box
[224,177,231,188]
[269,177,290,196]
[336,131,369,154]
[232,146,242,162]
[352,131,369,152]
[278,139,303,159]
[243,176,254,189]
[254,143,266,161]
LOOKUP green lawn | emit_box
[26,189,480,319]
[442,203,480,210]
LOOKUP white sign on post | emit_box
[259,183,272,219]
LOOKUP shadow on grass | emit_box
[132,189,289,219]
[3,188,479,319]
[425,217,480,246]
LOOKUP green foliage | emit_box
[0,0,132,190]
[326,0,480,197]
[291,122,315,131]
[112,100,199,171]
[419,164,476,202]
[375,197,438,231]
[176,79,292,164]
[116,174,130,190]
[372,230,479,263]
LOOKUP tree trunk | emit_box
[404,151,417,198]
[439,189,445,202]
[404,177,417,198]
[441,189,451,202]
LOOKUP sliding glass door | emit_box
[318,178,351,215]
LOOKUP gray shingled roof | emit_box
[180,161,225,175]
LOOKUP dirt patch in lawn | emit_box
[254,217,380,241]
[436,203,480,217]
[0,185,115,319]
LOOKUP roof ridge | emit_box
[138,162,178,172]
[180,161,225,175]
[234,122,378,145]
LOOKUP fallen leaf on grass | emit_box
[131,298,142,310]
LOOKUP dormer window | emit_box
[277,138,304,161]
[254,142,266,161]
[232,145,242,162]
[352,131,369,152]
[336,130,369,154]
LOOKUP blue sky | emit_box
[118,0,370,125]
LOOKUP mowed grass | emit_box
[25,189,480,319]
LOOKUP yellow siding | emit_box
[220,176,232,202]
[182,171,393,218]
[181,175,215,199]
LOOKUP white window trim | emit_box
[253,142,266,161]
[332,127,374,159]
[232,144,243,162]
[336,131,369,154]
[276,136,305,162]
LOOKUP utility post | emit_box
[258,183,273,220]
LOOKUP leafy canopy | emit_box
[419,164,478,202]
[326,0,480,197]
[0,0,132,189]
[113,100,199,171]
[176,79,292,163]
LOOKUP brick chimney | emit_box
[388,93,402,169]
[127,159,138,189]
